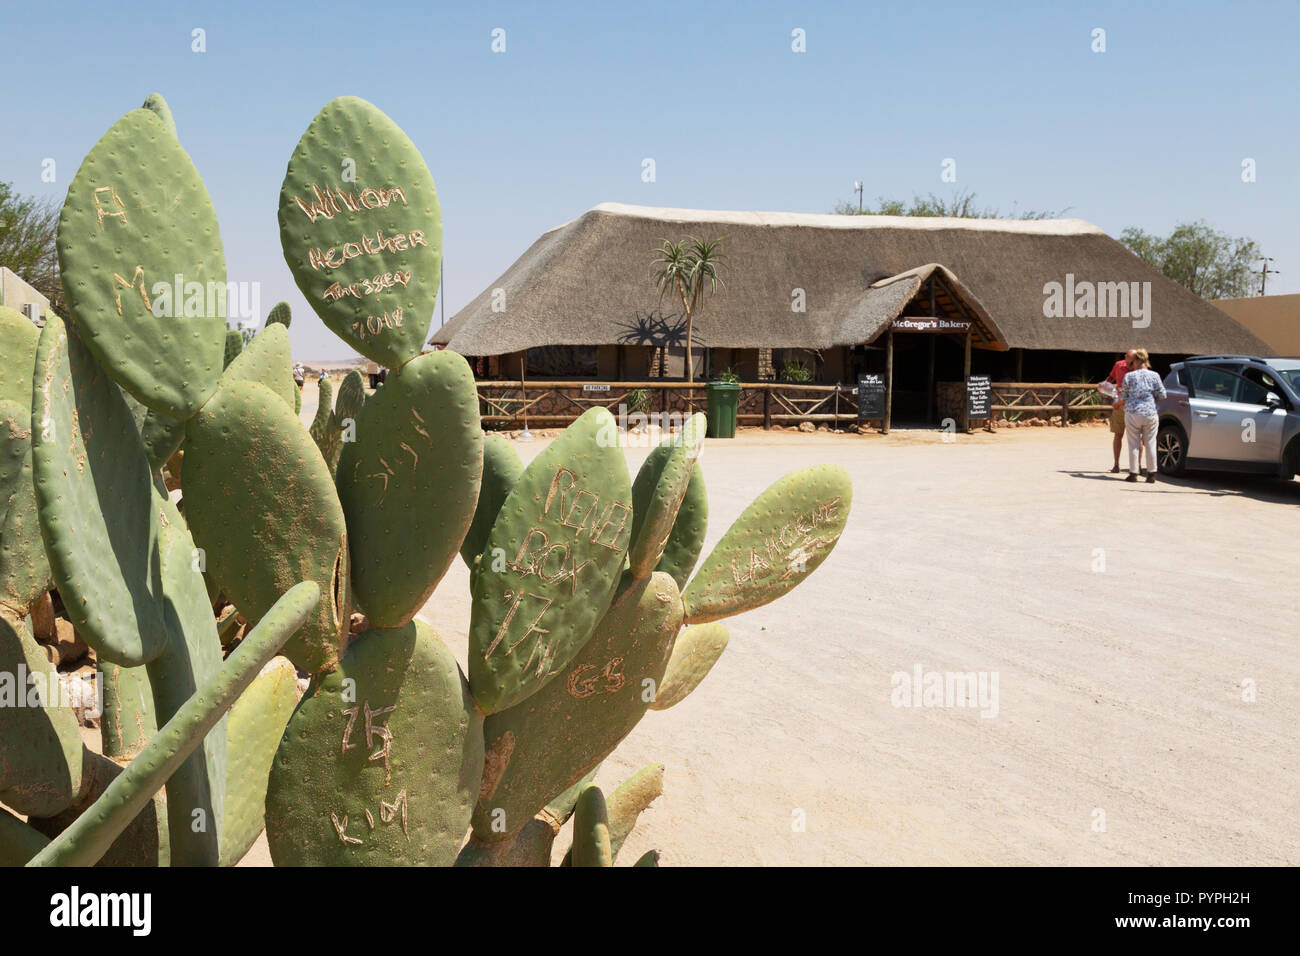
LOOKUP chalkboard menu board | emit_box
[967,375,991,419]
[858,374,885,419]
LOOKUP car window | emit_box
[1235,375,1270,405]
[1189,366,1239,403]
[1241,367,1284,402]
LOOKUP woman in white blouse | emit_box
[1120,349,1167,483]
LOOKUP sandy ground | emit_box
[228,417,1300,866]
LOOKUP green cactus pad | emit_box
[0,613,84,817]
[100,661,156,761]
[308,376,334,455]
[266,301,292,328]
[570,785,612,867]
[220,656,299,867]
[27,580,319,867]
[560,763,663,866]
[655,461,707,589]
[26,750,168,867]
[57,106,226,419]
[628,413,706,579]
[468,407,632,714]
[682,465,851,625]
[632,849,660,867]
[460,433,524,568]
[278,97,441,368]
[145,489,226,866]
[0,306,39,409]
[0,402,51,614]
[138,407,187,475]
[141,92,177,138]
[185,379,350,675]
[222,322,296,410]
[223,329,243,369]
[0,807,50,866]
[31,315,169,666]
[265,620,483,866]
[647,623,728,710]
[472,572,681,840]
[336,350,482,627]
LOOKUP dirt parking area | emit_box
[248,419,1299,866]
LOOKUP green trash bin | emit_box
[706,381,740,438]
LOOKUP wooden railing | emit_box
[990,382,1109,426]
[474,380,861,427]
[472,380,1108,428]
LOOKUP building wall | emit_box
[1213,295,1300,356]
[0,267,49,323]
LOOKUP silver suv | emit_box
[1156,355,1300,480]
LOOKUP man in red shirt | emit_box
[1104,350,1137,473]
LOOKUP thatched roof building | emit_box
[431,203,1270,365]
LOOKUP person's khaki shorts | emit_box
[1109,404,1125,435]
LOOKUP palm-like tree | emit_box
[652,236,726,382]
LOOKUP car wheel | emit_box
[1156,422,1187,476]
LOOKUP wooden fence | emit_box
[473,380,1108,428]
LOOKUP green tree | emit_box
[651,236,726,383]
[0,182,62,313]
[833,188,1063,220]
[1118,221,1260,300]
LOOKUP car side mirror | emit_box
[1265,391,1284,409]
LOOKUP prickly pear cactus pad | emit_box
[0,613,85,818]
[0,401,50,614]
[468,407,633,714]
[336,350,482,627]
[220,656,299,867]
[57,106,226,419]
[265,621,484,866]
[460,433,524,568]
[648,623,729,710]
[184,380,350,676]
[0,306,39,408]
[266,300,292,328]
[31,316,169,666]
[278,97,441,368]
[682,465,852,625]
[655,460,707,589]
[628,413,706,579]
[472,572,681,841]
[221,322,297,410]
[140,92,177,138]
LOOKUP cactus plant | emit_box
[0,93,851,869]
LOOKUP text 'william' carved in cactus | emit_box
[487,465,633,674]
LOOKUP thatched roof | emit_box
[431,203,1272,356]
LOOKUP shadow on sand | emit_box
[1059,469,1300,505]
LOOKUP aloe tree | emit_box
[652,236,726,382]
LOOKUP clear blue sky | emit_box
[3,0,1296,359]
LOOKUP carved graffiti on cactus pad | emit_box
[542,467,632,551]
[565,657,626,699]
[93,185,128,230]
[112,266,152,317]
[730,496,842,586]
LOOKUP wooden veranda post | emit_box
[960,330,972,434]
[883,329,894,435]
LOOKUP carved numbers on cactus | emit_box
[265,621,483,866]
[279,97,441,369]
[682,465,852,625]
[468,408,633,715]
[57,107,226,419]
